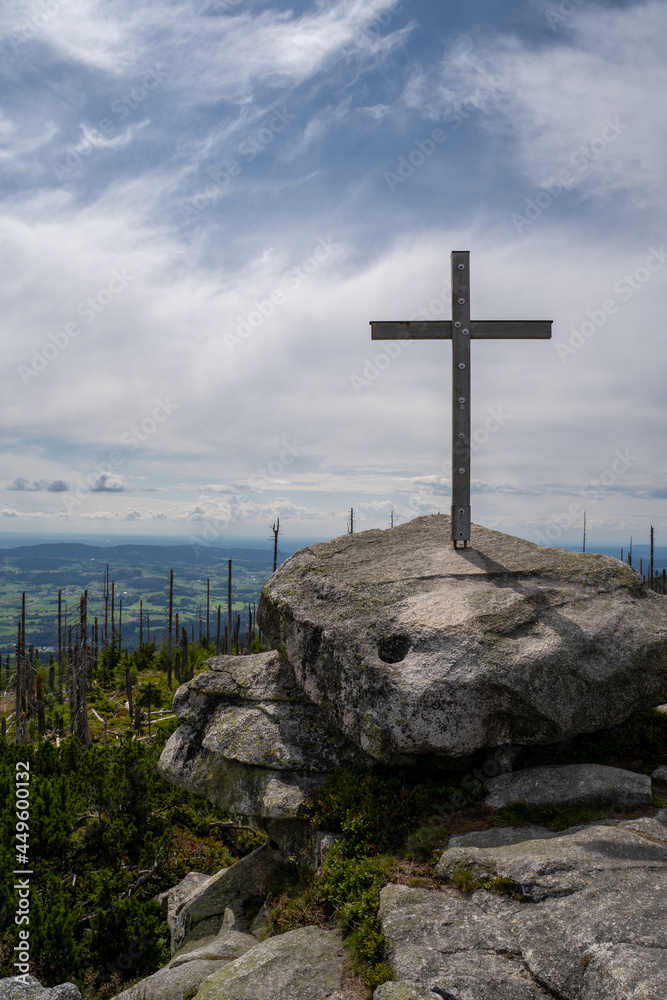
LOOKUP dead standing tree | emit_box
[167,569,173,690]
[68,592,92,747]
[272,518,280,572]
[227,559,232,654]
[181,627,190,681]
[15,594,27,744]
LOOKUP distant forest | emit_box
[0,541,280,656]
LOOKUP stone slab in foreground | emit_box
[380,814,667,998]
[483,763,652,810]
[374,985,442,999]
[258,514,667,759]
[194,925,346,1000]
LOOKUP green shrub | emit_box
[0,731,250,996]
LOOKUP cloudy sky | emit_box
[1,0,665,548]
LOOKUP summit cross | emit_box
[370,251,552,548]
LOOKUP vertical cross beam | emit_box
[369,251,551,550]
[451,252,471,547]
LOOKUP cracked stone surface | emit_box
[170,842,284,955]
[258,514,667,760]
[158,650,373,820]
[483,763,652,810]
[378,816,667,998]
[194,925,346,1000]
[0,980,81,1000]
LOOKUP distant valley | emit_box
[0,540,282,655]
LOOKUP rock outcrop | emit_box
[258,515,667,759]
[150,517,667,998]
[118,778,666,1000]
[0,981,81,1000]
[169,842,283,955]
[158,650,373,837]
[195,926,346,1000]
[378,810,667,999]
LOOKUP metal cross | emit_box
[370,251,552,548]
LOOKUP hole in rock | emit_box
[377,634,411,663]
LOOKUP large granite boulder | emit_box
[258,514,667,759]
[155,870,214,940]
[170,842,283,955]
[378,812,667,998]
[107,959,233,1000]
[158,651,373,832]
[194,925,346,1000]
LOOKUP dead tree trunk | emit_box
[126,663,133,720]
[36,674,45,737]
[181,628,189,682]
[58,588,63,689]
[272,518,280,572]
[227,559,232,654]
[167,569,173,690]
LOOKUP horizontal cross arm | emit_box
[471,320,552,339]
[371,321,452,340]
[370,320,552,340]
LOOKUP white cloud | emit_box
[411,2,667,213]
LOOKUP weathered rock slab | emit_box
[437,821,667,901]
[108,958,225,1000]
[652,763,667,781]
[258,514,667,760]
[0,981,81,1000]
[373,984,442,999]
[155,870,214,939]
[379,884,551,999]
[447,825,561,850]
[171,842,284,955]
[194,925,346,1000]
[483,763,652,810]
[169,927,257,967]
[158,650,373,821]
[382,817,667,998]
